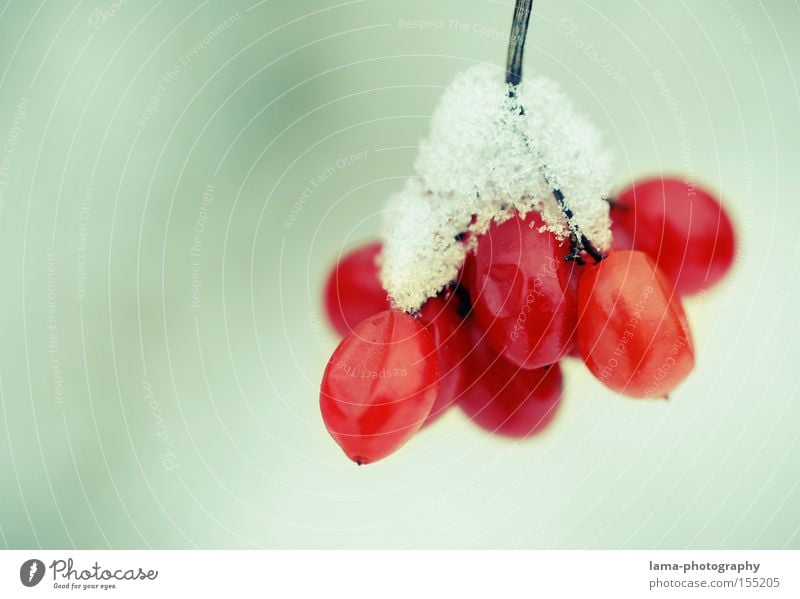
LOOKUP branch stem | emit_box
[505,0,533,86]
[505,0,605,263]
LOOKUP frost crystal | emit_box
[380,64,613,312]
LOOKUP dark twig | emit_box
[505,0,605,263]
[505,0,532,86]
[553,189,584,264]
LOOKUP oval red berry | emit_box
[323,242,389,337]
[320,310,439,464]
[611,177,736,294]
[418,295,471,425]
[459,327,563,438]
[578,250,695,398]
[468,211,578,369]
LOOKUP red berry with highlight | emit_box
[460,328,562,438]
[578,250,695,398]
[468,211,578,369]
[611,177,736,294]
[320,310,439,464]
[418,295,471,424]
[323,242,389,336]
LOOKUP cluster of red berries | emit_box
[320,177,736,465]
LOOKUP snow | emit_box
[380,64,613,312]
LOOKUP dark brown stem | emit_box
[553,189,584,264]
[506,0,605,263]
[580,234,605,262]
[505,0,533,86]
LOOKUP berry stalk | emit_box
[505,0,532,86]
[505,0,604,264]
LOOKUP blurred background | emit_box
[0,0,798,549]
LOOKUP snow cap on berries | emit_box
[379,180,470,312]
[380,64,613,312]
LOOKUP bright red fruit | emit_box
[320,310,439,464]
[611,177,736,294]
[418,295,471,424]
[467,211,579,369]
[459,328,562,437]
[323,242,389,336]
[578,250,695,398]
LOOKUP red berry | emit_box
[418,295,471,424]
[323,242,389,336]
[578,250,695,398]
[467,211,578,369]
[459,327,562,437]
[611,177,736,294]
[319,310,439,464]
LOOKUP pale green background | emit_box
[0,0,798,548]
